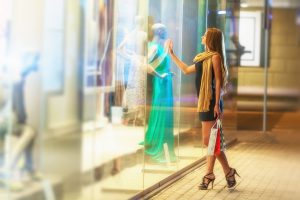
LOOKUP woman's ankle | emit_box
[224,167,232,176]
[205,172,215,178]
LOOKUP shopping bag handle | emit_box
[212,118,222,129]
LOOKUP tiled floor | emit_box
[1,111,298,199]
[150,132,300,200]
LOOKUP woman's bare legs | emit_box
[216,152,231,175]
[202,121,216,175]
[202,121,231,176]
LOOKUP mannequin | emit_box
[0,51,40,190]
[117,16,147,126]
[142,23,176,163]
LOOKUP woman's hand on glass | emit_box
[164,39,171,50]
[166,39,174,55]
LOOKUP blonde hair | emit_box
[205,28,228,89]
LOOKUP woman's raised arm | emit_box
[168,40,196,75]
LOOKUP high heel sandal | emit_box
[225,168,240,189]
[198,173,215,190]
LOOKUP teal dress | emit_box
[143,42,176,163]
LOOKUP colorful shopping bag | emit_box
[207,119,226,156]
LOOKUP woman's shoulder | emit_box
[212,53,221,60]
[212,54,221,65]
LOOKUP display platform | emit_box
[81,124,192,172]
[0,176,62,200]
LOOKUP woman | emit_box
[142,23,176,163]
[168,28,239,189]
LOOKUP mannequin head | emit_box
[151,23,167,40]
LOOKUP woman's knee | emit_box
[202,121,215,145]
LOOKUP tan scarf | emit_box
[193,51,227,112]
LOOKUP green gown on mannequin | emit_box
[143,41,176,163]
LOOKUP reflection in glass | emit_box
[0,51,40,191]
[97,0,114,88]
[97,0,115,121]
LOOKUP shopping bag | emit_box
[214,127,221,154]
[207,119,225,156]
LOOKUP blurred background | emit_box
[0,0,299,199]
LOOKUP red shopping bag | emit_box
[214,128,221,155]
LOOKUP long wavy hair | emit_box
[205,28,228,89]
